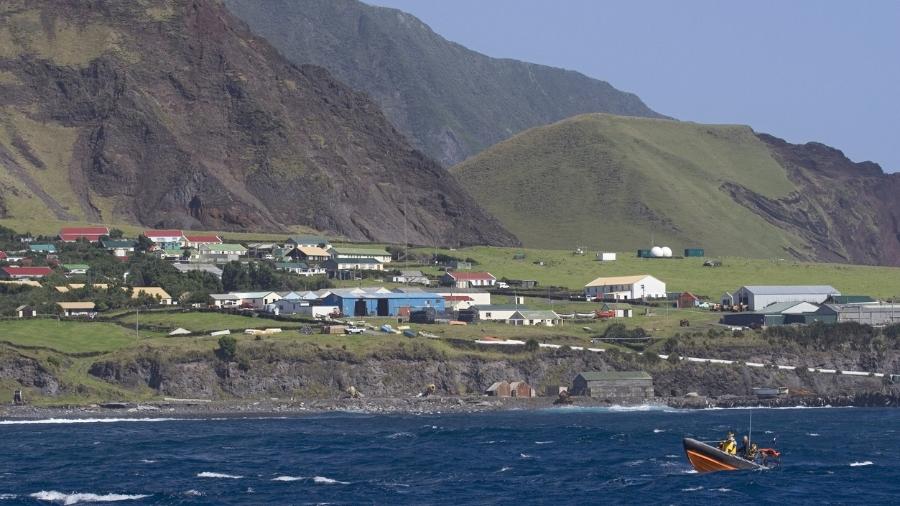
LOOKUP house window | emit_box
[486,312,492,318]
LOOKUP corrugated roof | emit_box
[585,274,655,287]
[56,301,95,310]
[740,285,839,295]
[446,271,495,281]
[200,243,247,252]
[102,239,136,248]
[2,266,53,276]
[578,371,652,381]
[184,234,221,243]
[131,286,172,299]
[295,246,330,256]
[143,229,183,237]
[511,310,560,320]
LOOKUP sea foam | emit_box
[0,418,180,425]
[29,491,149,504]
[313,476,349,485]
[197,472,243,479]
[850,461,873,467]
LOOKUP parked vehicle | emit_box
[345,325,365,335]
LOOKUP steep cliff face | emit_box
[0,0,518,246]
[224,0,664,166]
[748,134,900,265]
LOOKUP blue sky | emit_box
[369,0,900,172]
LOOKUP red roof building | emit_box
[441,271,497,288]
[1,266,53,279]
[59,226,110,242]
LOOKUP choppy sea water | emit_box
[1,406,898,504]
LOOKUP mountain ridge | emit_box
[0,0,518,247]
[223,0,665,166]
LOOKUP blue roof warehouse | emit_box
[321,291,446,317]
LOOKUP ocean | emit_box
[0,406,898,505]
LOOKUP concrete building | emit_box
[814,303,900,326]
[102,239,136,258]
[486,381,511,397]
[723,285,841,311]
[234,291,282,309]
[324,258,385,274]
[198,243,247,263]
[584,274,666,301]
[143,230,185,249]
[209,293,241,308]
[571,371,654,402]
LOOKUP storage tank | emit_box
[650,246,663,258]
[661,246,672,257]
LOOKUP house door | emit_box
[377,298,389,316]
[354,300,367,316]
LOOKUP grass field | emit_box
[408,246,900,300]
[0,319,165,354]
[451,114,810,257]
[113,311,309,333]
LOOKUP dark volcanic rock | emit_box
[0,0,517,247]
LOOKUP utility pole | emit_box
[135,307,139,339]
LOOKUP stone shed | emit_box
[571,371,654,403]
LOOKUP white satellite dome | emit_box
[661,246,673,257]
[650,246,664,258]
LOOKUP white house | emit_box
[329,247,392,263]
[435,290,490,310]
[392,270,430,285]
[441,271,497,289]
[143,229,185,248]
[234,291,282,309]
[584,274,667,300]
[508,310,561,326]
[209,293,241,308]
[723,285,840,311]
[474,304,521,322]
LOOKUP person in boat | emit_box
[737,436,759,461]
[719,431,737,455]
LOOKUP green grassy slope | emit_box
[410,245,900,301]
[452,114,812,258]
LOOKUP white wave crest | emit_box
[681,486,704,492]
[850,461,873,467]
[498,467,512,472]
[197,472,243,479]
[519,453,533,459]
[29,491,149,504]
[313,476,349,485]
[0,418,181,425]
[653,429,666,433]
[386,432,414,439]
[534,441,553,445]
[682,469,698,474]
[272,476,304,482]
[0,494,17,500]
[183,490,203,496]
[715,488,732,492]
[807,433,820,437]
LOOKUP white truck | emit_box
[345,324,366,335]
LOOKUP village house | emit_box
[54,283,109,294]
[1,266,53,280]
[285,235,330,249]
[440,271,496,289]
[473,304,521,322]
[28,243,57,254]
[102,239,136,259]
[16,305,36,318]
[571,371,654,403]
[208,293,242,308]
[584,274,667,301]
[56,301,96,318]
[329,247,392,263]
[324,258,385,275]
[132,286,173,305]
[143,230,185,249]
[184,234,222,248]
[62,264,89,276]
[288,246,331,263]
[59,226,110,242]
[197,243,247,263]
[722,285,840,311]
[392,270,431,285]
[275,262,326,277]
[172,263,223,278]
[507,310,562,326]
[677,292,701,309]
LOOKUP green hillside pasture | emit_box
[0,319,161,354]
[451,114,810,258]
[413,246,900,300]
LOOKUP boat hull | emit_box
[683,437,761,473]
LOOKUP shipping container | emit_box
[684,248,705,257]
[637,249,652,258]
